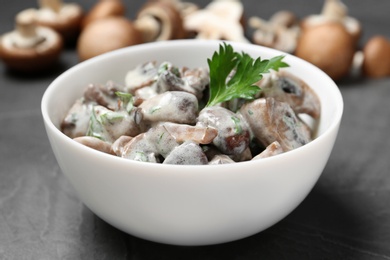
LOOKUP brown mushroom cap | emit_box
[295,22,355,81]
[35,0,84,43]
[77,16,143,61]
[300,0,361,46]
[0,10,63,72]
[81,0,126,29]
[362,35,390,78]
[135,0,186,42]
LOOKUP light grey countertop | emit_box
[1,0,390,259]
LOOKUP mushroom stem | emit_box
[39,0,62,13]
[16,9,37,38]
[13,9,45,48]
[321,0,347,21]
[134,15,160,43]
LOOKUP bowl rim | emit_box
[41,39,344,171]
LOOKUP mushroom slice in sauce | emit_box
[163,141,208,165]
[163,122,218,144]
[61,98,94,138]
[125,61,158,93]
[181,66,209,99]
[73,136,115,155]
[111,135,133,156]
[259,71,321,118]
[252,141,284,160]
[88,105,142,143]
[83,81,124,110]
[197,106,250,156]
[239,97,311,152]
[156,62,209,99]
[139,91,199,125]
[208,154,235,165]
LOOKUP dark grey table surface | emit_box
[1,0,390,259]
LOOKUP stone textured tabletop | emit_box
[1,0,390,259]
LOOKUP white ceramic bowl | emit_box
[41,40,343,246]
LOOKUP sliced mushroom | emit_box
[163,141,208,165]
[139,91,199,125]
[183,0,249,42]
[111,135,133,155]
[208,154,235,165]
[0,9,63,72]
[73,136,115,155]
[61,98,94,138]
[82,0,126,29]
[77,16,142,61]
[238,98,311,152]
[197,106,251,156]
[125,61,158,93]
[88,105,142,143]
[134,0,186,42]
[252,141,284,160]
[34,0,84,44]
[115,123,210,164]
[162,122,218,144]
[249,11,300,53]
[83,81,125,110]
[258,71,321,118]
[156,65,208,99]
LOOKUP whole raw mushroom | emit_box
[295,22,355,81]
[77,16,143,61]
[295,0,361,81]
[33,0,84,44]
[362,35,390,78]
[81,0,126,29]
[0,9,63,72]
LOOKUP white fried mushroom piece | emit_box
[197,106,251,156]
[183,0,249,42]
[62,59,321,165]
[73,136,115,155]
[208,154,235,165]
[83,81,126,111]
[252,141,284,160]
[163,141,208,165]
[61,98,94,138]
[258,71,321,119]
[125,62,209,100]
[239,97,311,152]
[139,91,199,126]
[113,123,214,164]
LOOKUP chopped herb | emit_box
[231,116,242,134]
[149,106,161,114]
[87,107,105,140]
[115,91,133,113]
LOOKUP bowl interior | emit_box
[42,40,342,140]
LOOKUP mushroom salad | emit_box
[61,43,321,165]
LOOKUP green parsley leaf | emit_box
[206,43,289,107]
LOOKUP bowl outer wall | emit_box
[41,40,343,246]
